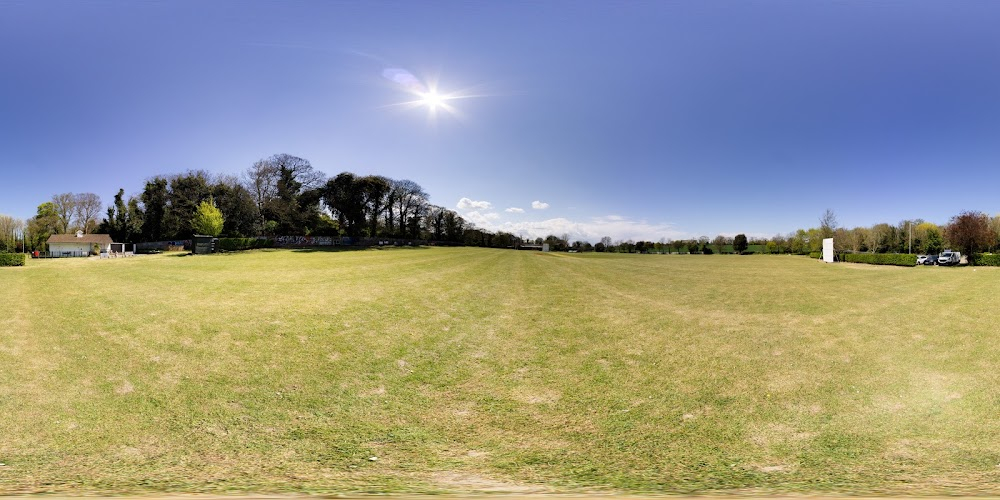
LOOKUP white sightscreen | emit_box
[822,238,834,263]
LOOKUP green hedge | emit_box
[840,253,917,267]
[0,253,26,267]
[217,238,273,252]
[809,252,822,259]
[969,253,1000,266]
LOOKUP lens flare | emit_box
[379,67,491,122]
[419,90,444,109]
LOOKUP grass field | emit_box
[3,247,1000,495]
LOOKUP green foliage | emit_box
[969,253,1000,266]
[168,171,213,238]
[27,202,60,251]
[217,238,274,252]
[733,233,748,254]
[809,251,822,259]
[140,177,170,242]
[0,252,26,266]
[212,181,257,237]
[924,227,943,255]
[841,253,918,267]
[99,188,143,243]
[191,198,225,237]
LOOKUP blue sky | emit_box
[2,1,999,242]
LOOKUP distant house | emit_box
[47,231,113,257]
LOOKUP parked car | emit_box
[923,254,938,265]
[916,255,928,264]
[938,250,961,266]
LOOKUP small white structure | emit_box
[542,243,550,252]
[47,231,113,257]
[107,242,137,257]
[822,237,834,263]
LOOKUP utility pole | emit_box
[908,221,912,254]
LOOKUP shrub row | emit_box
[840,253,917,267]
[217,237,273,252]
[0,253,26,267]
[809,252,822,259]
[969,253,1000,266]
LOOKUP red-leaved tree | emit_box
[945,211,995,258]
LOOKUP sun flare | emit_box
[381,70,493,122]
[419,90,444,109]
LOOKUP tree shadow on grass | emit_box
[290,245,430,253]
[163,246,432,256]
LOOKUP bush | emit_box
[0,253,26,267]
[969,253,1000,266]
[217,238,273,252]
[841,253,917,267]
[809,252,822,259]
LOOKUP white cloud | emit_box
[505,207,525,213]
[464,210,501,227]
[531,201,549,210]
[457,197,492,210]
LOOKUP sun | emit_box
[380,73,492,122]
[419,90,445,110]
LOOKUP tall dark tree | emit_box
[733,233,748,254]
[213,177,258,237]
[323,172,365,237]
[165,171,212,238]
[443,210,464,242]
[425,205,446,240]
[140,177,170,242]
[389,179,427,238]
[101,189,129,242]
[125,197,143,241]
[270,165,304,235]
[358,175,390,237]
[26,202,61,251]
[100,189,141,242]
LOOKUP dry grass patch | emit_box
[3,249,1000,494]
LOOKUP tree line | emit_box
[774,210,1000,259]
[3,158,999,257]
[581,209,1000,259]
[4,153,521,251]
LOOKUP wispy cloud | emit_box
[466,214,689,243]
[505,207,524,213]
[531,201,549,210]
[457,197,492,210]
